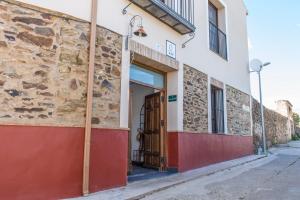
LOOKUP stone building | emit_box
[276,100,295,139]
[0,0,253,199]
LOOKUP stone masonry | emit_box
[295,126,300,137]
[252,98,290,147]
[226,85,251,135]
[0,0,122,128]
[183,65,208,132]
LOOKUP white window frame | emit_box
[206,0,230,61]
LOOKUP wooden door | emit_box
[144,91,165,169]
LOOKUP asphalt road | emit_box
[141,148,300,200]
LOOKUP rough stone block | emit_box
[183,65,208,132]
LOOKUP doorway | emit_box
[128,64,167,181]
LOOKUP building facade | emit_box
[0,0,252,199]
[276,100,295,140]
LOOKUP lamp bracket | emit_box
[125,15,144,50]
[130,52,135,63]
[122,2,132,15]
[129,15,143,27]
[182,32,195,48]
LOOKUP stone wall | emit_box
[295,126,300,137]
[252,98,290,147]
[0,0,122,128]
[183,65,208,132]
[226,85,251,135]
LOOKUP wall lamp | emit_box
[125,15,148,50]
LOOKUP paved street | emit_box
[141,147,300,200]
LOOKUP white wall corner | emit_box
[177,63,184,132]
[207,77,212,133]
[120,37,130,128]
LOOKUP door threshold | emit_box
[128,167,175,183]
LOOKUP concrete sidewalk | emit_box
[73,155,266,200]
[288,141,300,148]
[140,147,300,200]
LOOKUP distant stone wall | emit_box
[295,126,300,136]
[183,65,208,132]
[0,0,122,128]
[226,85,251,135]
[252,98,289,147]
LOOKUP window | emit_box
[211,85,224,133]
[209,3,218,26]
[130,64,165,89]
[209,2,227,60]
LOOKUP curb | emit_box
[127,155,267,200]
[288,142,300,148]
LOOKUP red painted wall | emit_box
[89,129,128,193]
[168,132,253,172]
[168,132,179,169]
[0,125,128,200]
[0,125,84,200]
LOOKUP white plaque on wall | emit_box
[166,40,176,59]
[243,105,250,112]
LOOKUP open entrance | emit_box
[128,64,169,182]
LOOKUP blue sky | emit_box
[244,0,300,113]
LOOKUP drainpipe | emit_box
[83,0,98,196]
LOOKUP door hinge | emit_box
[160,95,165,103]
[161,120,165,127]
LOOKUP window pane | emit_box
[211,86,224,133]
[219,31,227,59]
[209,3,218,25]
[211,86,217,133]
[215,89,224,133]
[209,23,219,53]
[130,64,164,89]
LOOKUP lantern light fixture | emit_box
[125,15,147,50]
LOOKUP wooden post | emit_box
[83,0,98,196]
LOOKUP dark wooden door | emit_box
[144,91,165,169]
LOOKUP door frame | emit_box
[128,61,168,172]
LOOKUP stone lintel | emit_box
[129,40,179,72]
[211,77,224,89]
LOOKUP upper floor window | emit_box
[209,2,227,60]
[209,3,218,26]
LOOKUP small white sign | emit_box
[243,105,250,112]
[166,40,176,59]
